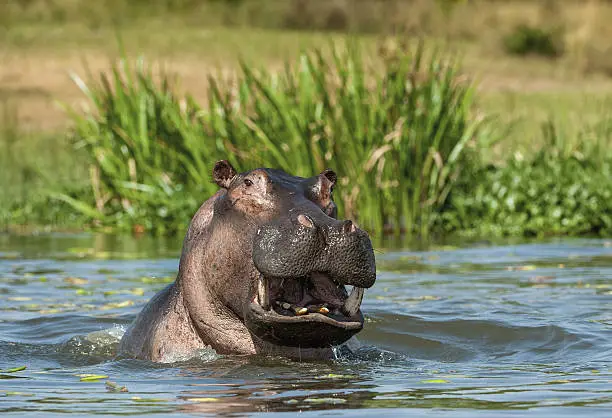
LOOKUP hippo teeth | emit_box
[341,286,364,317]
[258,274,362,318]
[257,274,270,310]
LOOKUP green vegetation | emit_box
[503,24,564,58]
[46,38,612,239]
[0,104,88,230]
[3,1,612,240]
[439,114,612,237]
[59,41,485,237]
[0,0,509,34]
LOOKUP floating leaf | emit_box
[106,381,129,392]
[131,397,167,403]
[548,379,571,384]
[594,284,612,289]
[304,397,347,404]
[0,366,26,373]
[4,391,34,396]
[186,397,220,403]
[0,374,27,379]
[506,265,537,271]
[318,373,358,379]
[79,374,109,382]
[64,277,88,285]
[38,308,62,314]
[101,300,134,310]
[421,379,450,384]
[141,276,174,284]
[128,288,145,296]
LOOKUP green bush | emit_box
[61,40,487,237]
[439,117,612,237]
[440,159,612,237]
[503,24,564,58]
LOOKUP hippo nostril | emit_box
[297,214,315,229]
[343,220,356,234]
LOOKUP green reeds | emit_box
[62,58,222,234]
[63,40,487,236]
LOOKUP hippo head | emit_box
[190,160,376,350]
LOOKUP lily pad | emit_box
[420,379,450,384]
[105,381,129,392]
[79,374,109,382]
[0,366,26,373]
[304,397,347,404]
[186,397,220,403]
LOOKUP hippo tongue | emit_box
[307,273,347,307]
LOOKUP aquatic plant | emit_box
[62,39,487,237]
[439,114,612,237]
[61,57,220,234]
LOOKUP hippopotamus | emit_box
[118,160,377,362]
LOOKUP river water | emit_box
[0,233,611,417]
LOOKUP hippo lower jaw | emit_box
[244,272,365,348]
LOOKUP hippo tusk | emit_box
[257,274,270,310]
[341,286,364,317]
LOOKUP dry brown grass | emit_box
[0,52,241,131]
[3,0,612,132]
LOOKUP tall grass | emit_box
[63,40,487,237]
[62,58,219,234]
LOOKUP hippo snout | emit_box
[252,207,376,289]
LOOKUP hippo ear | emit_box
[321,169,337,188]
[213,160,237,189]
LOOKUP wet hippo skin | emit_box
[118,160,377,362]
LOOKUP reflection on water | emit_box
[1,233,612,417]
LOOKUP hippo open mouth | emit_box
[256,272,364,318]
[246,273,365,348]
[245,208,375,348]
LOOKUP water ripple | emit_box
[1,234,612,416]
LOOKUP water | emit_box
[1,232,611,417]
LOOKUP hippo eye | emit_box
[244,179,253,187]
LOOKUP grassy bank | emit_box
[58,40,489,237]
[0,104,89,231]
[24,38,611,240]
[441,109,612,237]
[4,1,612,135]
[3,1,612,239]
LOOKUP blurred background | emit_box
[2,0,612,242]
